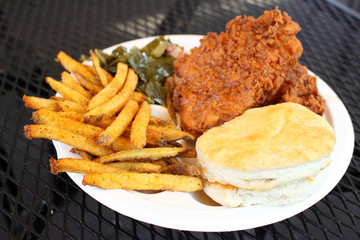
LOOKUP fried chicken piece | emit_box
[277,65,324,114]
[173,8,324,137]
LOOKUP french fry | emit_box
[97,100,139,145]
[144,129,167,146]
[147,124,195,142]
[82,172,203,192]
[57,111,83,121]
[84,64,97,76]
[178,148,197,158]
[109,136,135,151]
[130,101,151,148]
[90,50,112,86]
[165,157,181,165]
[160,162,201,177]
[32,108,103,141]
[73,72,103,93]
[151,160,170,167]
[50,96,65,101]
[82,68,138,122]
[149,116,175,127]
[92,116,116,129]
[46,77,89,106]
[94,147,188,163]
[61,71,92,99]
[49,158,126,175]
[56,100,87,112]
[33,109,134,151]
[131,91,146,104]
[104,69,114,83]
[87,62,128,110]
[23,95,59,111]
[70,148,96,161]
[57,51,101,85]
[107,162,161,173]
[24,125,114,156]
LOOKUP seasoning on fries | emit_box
[23,46,203,193]
[82,172,203,192]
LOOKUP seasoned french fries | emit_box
[87,62,128,110]
[23,49,204,194]
[82,68,138,122]
[97,99,139,145]
[50,158,126,175]
[82,172,203,192]
[160,162,201,177]
[90,50,112,86]
[73,72,103,93]
[147,124,195,142]
[130,101,151,148]
[23,95,59,111]
[46,77,89,106]
[108,136,135,151]
[131,91,146,104]
[83,64,97,76]
[32,108,103,141]
[24,125,114,156]
[61,71,92,99]
[178,148,197,158]
[33,108,135,151]
[94,147,188,163]
[70,148,96,161]
[107,162,161,173]
[57,111,83,121]
[57,51,101,85]
[56,100,87,112]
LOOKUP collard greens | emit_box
[82,36,175,106]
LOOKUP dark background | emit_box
[0,0,359,239]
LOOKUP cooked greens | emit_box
[82,36,175,105]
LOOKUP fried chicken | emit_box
[173,8,324,137]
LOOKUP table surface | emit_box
[1,0,359,239]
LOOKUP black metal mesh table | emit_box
[0,0,359,239]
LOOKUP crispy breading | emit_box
[173,8,324,137]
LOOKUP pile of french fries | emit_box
[23,50,203,192]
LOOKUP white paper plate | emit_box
[53,35,354,232]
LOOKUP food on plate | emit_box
[87,62,128,110]
[46,76,90,106]
[72,71,103,93]
[82,36,177,105]
[23,95,59,111]
[94,147,188,164]
[173,8,324,137]
[23,45,202,193]
[97,99,139,145]
[50,158,126,175]
[60,72,93,99]
[130,101,152,148]
[57,51,101,86]
[107,161,162,173]
[196,102,336,207]
[90,49,112,86]
[82,172,203,192]
[24,125,115,156]
[82,67,139,123]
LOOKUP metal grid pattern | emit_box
[0,0,359,239]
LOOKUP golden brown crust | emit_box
[173,8,324,137]
[196,102,335,171]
